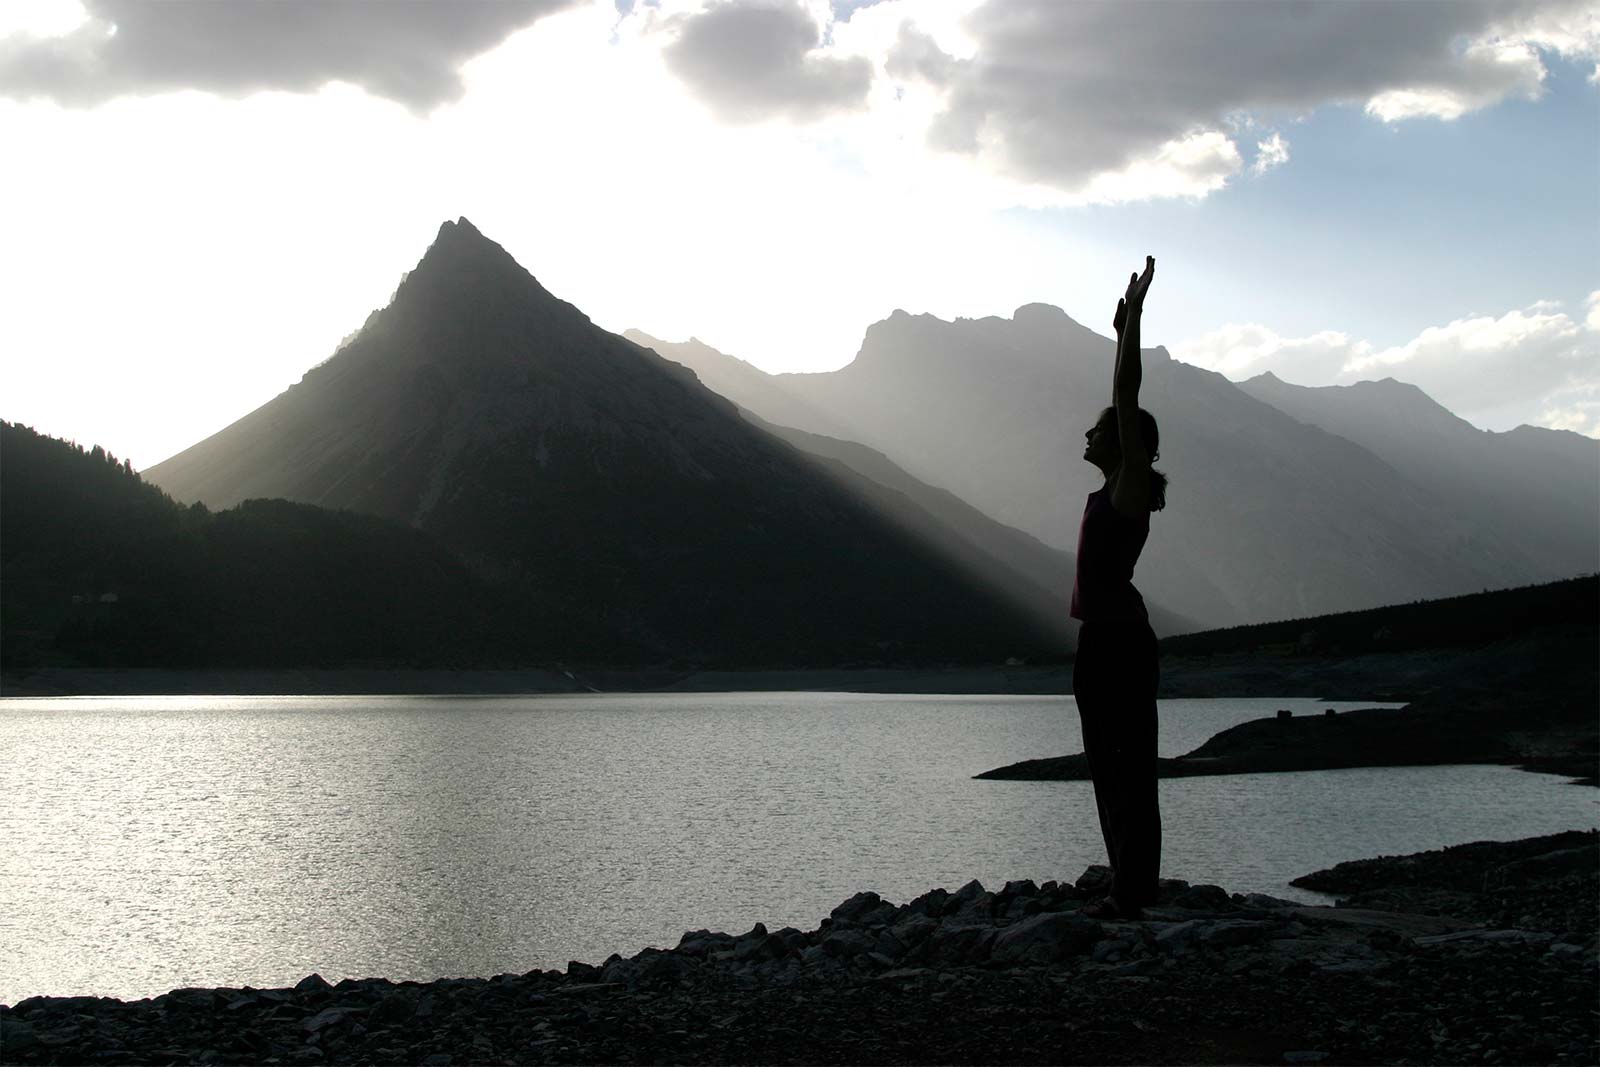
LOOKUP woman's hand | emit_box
[1113,297,1127,335]
[1123,255,1155,313]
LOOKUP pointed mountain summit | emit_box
[146,221,1069,664]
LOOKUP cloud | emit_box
[884,21,961,85]
[658,0,873,123]
[1251,133,1290,176]
[876,0,1598,194]
[0,0,580,111]
[1173,298,1600,435]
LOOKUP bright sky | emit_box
[2,0,1597,469]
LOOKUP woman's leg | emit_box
[1073,624,1120,891]
[1075,622,1161,907]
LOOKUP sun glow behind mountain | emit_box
[0,0,1595,469]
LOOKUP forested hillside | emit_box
[1,422,545,671]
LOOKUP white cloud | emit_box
[1173,299,1600,436]
[656,0,872,123]
[1586,290,1600,332]
[880,0,1597,196]
[5,0,1592,205]
[1172,324,1369,385]
[1251,133,1290,176]
[1538,382,1600,436]
[0,0,90,40]
[0,0,580,111]
[1364,38,1546,122]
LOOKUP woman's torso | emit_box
[1070,485,1150,623]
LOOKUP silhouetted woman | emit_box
[1072,255,1167,920]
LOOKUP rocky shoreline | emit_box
[3,832,1595,1066]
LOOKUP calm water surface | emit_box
[2,692,1594,1003]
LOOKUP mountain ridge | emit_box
[144,219,1089,665]
[627,308,1591,629]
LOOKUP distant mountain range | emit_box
[141,219,1111,666]
[628,308,1597,629]
[21,218,1591,674]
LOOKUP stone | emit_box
[1108,958,1162,976]
[951,879,987,904]
[989,913,1101,965]
[0,1018,39,1051]
[372,993,414,1024]
[1198,920,1277,948]
[904,887,951,918]
[1414,929,1556,947]
[949,890,997,923]
[830,891,884,923]
[1170,884,1234,911]
[300,1008,348,1033]
[294,974,333,994]
[675,930,734,957]
[873,967,932,982]
[910,923,998,967]
[1154,920,1203,954]
[1091,939,1124,963]
[819,927,877,960]
[1000,879,1039,899]
[891,914,937,947]
[872,928,907,959]
[1075,865,1114,895]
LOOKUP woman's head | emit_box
[1082,407,1168,511]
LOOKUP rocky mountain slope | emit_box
[1239,372,1598,580]
[629,309,1594,630]
[144,221,1075,666]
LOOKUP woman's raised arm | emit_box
[1110,256,1155,517]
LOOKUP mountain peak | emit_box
[389,217,580,328]
[425,215,500,258]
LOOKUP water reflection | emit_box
[1,693,1593,1002]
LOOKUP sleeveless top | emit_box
[1069,486,1150,623]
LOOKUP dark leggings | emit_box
[1072,620,1161,905]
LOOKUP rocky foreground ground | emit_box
[3,832,1595,1067]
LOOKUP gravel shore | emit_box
[3,833,1595,1066]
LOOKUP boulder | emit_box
[908,924,998,967]
[1170,884,1234,911]
[988,912,1105,965]
[1075,865,1113,895]
[831,892,884,923]
[903,887,951,918]
[1198,920,1277,948]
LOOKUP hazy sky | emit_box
[2,0,1596,468]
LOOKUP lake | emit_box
[1,692,1594,1003]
